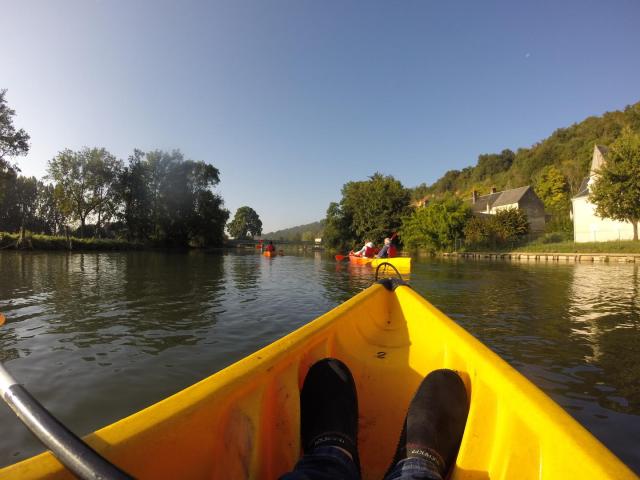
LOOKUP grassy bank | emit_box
[0,232,142,251]
[510,239,640,254]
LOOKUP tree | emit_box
[123,149,228,246]
[0,89,30,165]
[340,173,411,243]
[400,196,471,251]
[0,89,30,206]
[87,148,123,236]
[47,148,108,237]
[464,208,529,249]
[534,165,572,233]
[227,206,262,238]
[116,150,153,241]
[590,129,640,240]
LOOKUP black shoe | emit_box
[386,369,469,478]
[300,358,359,468]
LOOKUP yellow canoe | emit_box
[0,280,636,479]
[370,257,411,271]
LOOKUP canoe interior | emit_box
[0,283,635,479]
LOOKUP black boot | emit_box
[300,358,360,470]
[386,369,469,479]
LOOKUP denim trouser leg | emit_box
[279,446,360,480]
[383,457,443,480]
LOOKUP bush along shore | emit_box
[0,231,142,251]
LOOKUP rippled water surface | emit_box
[1,250,639,473]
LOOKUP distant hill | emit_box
[261,220,324,242]
[410,101,640,202]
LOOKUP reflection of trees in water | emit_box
[317,261,373,305]
[411,259,577,366]
[3,252,228,356]
[569,264,640,413]
[228,252,260,292]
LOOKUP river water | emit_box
[0,250,639,473]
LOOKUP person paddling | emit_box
[351,241,375,258]
[376,237,397,258]
[264,241,276,253]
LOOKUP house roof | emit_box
[573,144,609,199]
[590,144,609,176]
[471,185,531,212]
[573,177,590,199]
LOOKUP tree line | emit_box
[411,101,640,235]
[0,90,230,247]
[324,127,640,251]
[323,173,531,252]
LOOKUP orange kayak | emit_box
[263,251,276,257]
[348,254,374,265]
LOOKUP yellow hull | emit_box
[1,282,635,479]
[370,257,411,271]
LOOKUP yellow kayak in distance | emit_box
[0,280,636,479]
[370,256,411,272]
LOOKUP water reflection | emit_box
[0,252,639,474]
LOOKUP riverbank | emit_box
[0,232,141,251]
[444,251,640,263]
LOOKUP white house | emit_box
[572,145,636,242]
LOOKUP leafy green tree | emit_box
[464,208,529,249]
[322,201,354,250]
[227,206,262,238]
[400,196,471,251]
[87,148,123,236]
[534,165,572,233]
[116,150,154,241]
[340,173,411,243]
[590,129,640,240]
[492,208,529,242]
[47,148,116,237]
[534,165,570,212]
[0,89,30,206]
[0,89,30,165]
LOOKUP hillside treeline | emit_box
[262,220,325,242]
[325,102,640,251]
[412,101,640,226]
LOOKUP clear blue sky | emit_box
[4,0,639,232]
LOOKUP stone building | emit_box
[470,185,546,233]
[571,145,636,242]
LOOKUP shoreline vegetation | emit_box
[3,231,640,256]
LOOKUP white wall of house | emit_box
[572,196,636,242]
[490,203,518,214]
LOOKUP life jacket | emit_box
[265,244,275,252]
[388,245,397,258]
[364,246,376,257]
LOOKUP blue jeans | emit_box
[280,446,443,480]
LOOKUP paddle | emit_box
[0,312,132,479]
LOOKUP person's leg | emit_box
[384,369,469,480]
[280,358,360,480]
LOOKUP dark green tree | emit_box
[87,148,123,236]
[227,206,263,238]
[590,129,640,240]
[0,89,30,165]
[322,201,354,250]
[464,208,529,249]
[116,150,154,241]
[0,89,30,206]
[400,196,471,251]
[47,148,118,237]
[340,173,411,243]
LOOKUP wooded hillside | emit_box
[412,101,640,201]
